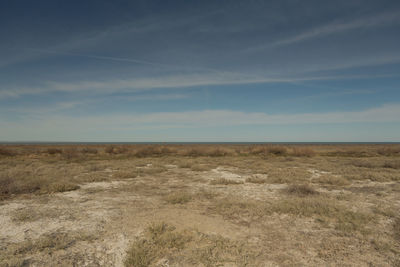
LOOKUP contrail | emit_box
[27,48,259,79]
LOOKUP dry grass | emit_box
[1,231,94,265]
[190,164,214,172]
[212,196,373,234]
[1,144,399,265]
[210,178,244,185]
[124,222,192,267]
[11,208,63,223]
[124,222,254,267]
[80,147,98,154]
[394,217,400,241]
[0,169,79,200]
[284,184,319,196]
[1,143,400,158]
[264,168,310,184]
[164,191,192,204]
[249,145,288,156]
[313,174,350,186]
[137,165,167,175]
[0,147,16,157]
[383,161,400,169]
[46,148,62,155]
[291,147,316,157]
[113,171,138,179]
[245,176,267,184]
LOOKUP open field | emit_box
[0,144,399,266]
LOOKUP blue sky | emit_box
[0,0,400,142]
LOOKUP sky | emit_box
[0,0,400,142]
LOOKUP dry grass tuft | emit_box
[61,147,81,160]
[250,145,288,156]
[113,171,138,179]
[124,222,192,267]
[11,208,62,223]
[291,147,316,157]
[80,147,98,154]
[164,191,192,204]
[190,164,214,172]
[137,165,167,175]
[313,174,350,186]
[0,170,79,200]
[196,189,219,200]
[210,178,244,185]
[0,147,16,157]
[105,145,129,154]
[383,161,400,169]
[245,176,267,184]
[124,222,253,267]
[212,196,372,234]
[1,231,94,265]
[46,148,62,155]
[394,217,400,241]
[285,184,319,196]
[377,146,400,156]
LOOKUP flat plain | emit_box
[0,144,399,266]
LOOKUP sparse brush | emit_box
[113,171,138,179]
[210,178,244,185]
[44,182,80,193]
[61,148,80,160]
[383,161,400,169]
[290,147,316,157]
[164,191,192,204]
[190,164,213,172]
[313,175,350,186]
[267,146,288,156]
[394,217,400,241]
[207,148,232,157]
[177,160,194,168]
[352,160,376,168]
[105,146,115,154]
[0,147,16,156]
[377,146,400,156]
[0,170,79,200]
[135,146,161,157]
[245,176,267,184]
[249,145,288,156]
[183,147,207,157]
[80,147,98,154]
[211,196,373,234]
[285,184,319,196]
[138,165,167,175]
[125,222,191,267]
[196,189,219,200]
[46,148,62,155]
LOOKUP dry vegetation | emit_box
[0,144,399,266]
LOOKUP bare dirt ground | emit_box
[0,145,399,266]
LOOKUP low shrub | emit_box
[46,148,62,155]
[124,222,191,267]
[80,147,98,154]
[210,178,244,185]
[164,191,192,204]
[285,184,319,196]
[0,147,16,156]
[291,147,316,157]
[245,176,267,184]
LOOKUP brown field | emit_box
[0,144,399,266]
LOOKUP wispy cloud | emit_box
[2,103,399,141]
[250,11,400,51]
[3,103,400,128]
[2,72,398,99]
